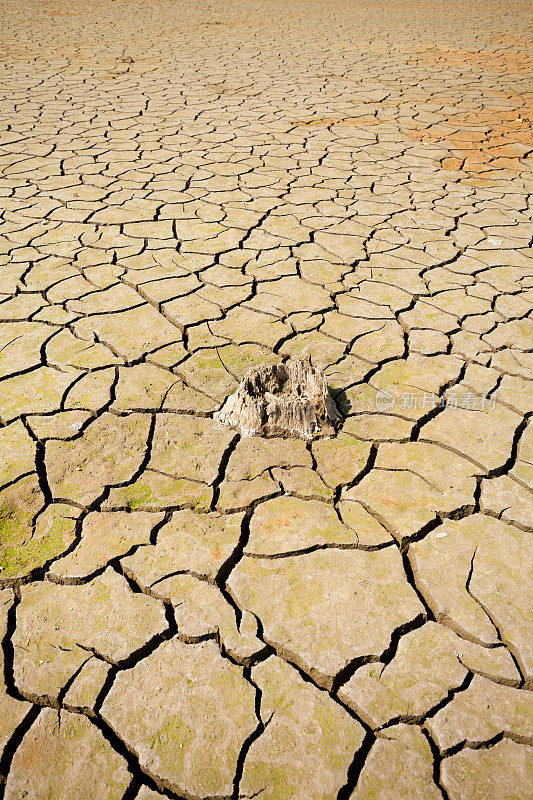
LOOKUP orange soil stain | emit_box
[411,47,533,75]
[403,94,532,180]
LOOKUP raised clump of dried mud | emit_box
[214,359,342,439]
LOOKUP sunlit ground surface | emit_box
[0,1,532,798]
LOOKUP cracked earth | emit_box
[0,0,532,798]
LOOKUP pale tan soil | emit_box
[0,1,532,798]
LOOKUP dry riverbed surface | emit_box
[0,1,532,798]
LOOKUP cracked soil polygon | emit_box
[0,0,532,796]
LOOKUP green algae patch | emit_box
[114,482,155,511]
[0,419,36,484]
[106,472,212,512]
[153,715,194,785]
[0,478,77,580]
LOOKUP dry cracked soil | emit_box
[0,0,532,798]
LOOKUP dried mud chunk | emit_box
[338,622,520,728]
[1,502,79,582]
[105,469,213,511]
[409,328,449,354]
[420,395,522,471]
[66,282,143,315]
[4,708,129,800]
[0,322,53,379]
[0,419,35,485]
[228,548,423,689]
[48,510,163,580]
[496,374,533,415]
[343,442,478,544]
[137,790,166,800]
[112,363,212,413]
[62,657,112,712]
[247,275,331,316]
[146,574,265,663]
[481,473,533,530]
[0,476,58,580]
[0,366,76,422]
[13,568,167,700]
[271,464,333,499]
[217,435,311,511]
[149,413,236,483]
[441,739,533,800]
[214,359,342,439]
[337,499,394,548]
[245,496,357,555]
[73,305,185,361]
[63,368,117,411]
[411,515,532,668]
[100,638,257,797]
[0,589,31,755]
[312,432,372,487]
[241,655,365,800]
[342,353,463,427]
[46,412,151,505]
[45,328,120,371]
[484,317,533,351]
[349,724,442,800]
[209,307,290,349]
[27,410,92,440]
[427,675,533,752]
[122,509,244,584]
[178,343,279,402]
